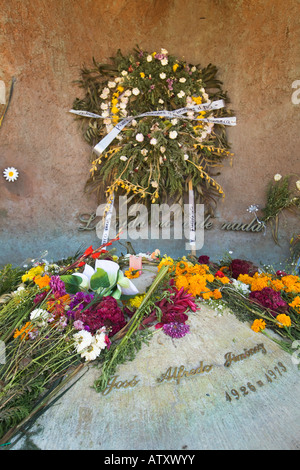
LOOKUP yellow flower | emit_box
[251,319,266,332]
[140,72,145,78]
[22,265,44,283]
[276,314,292,328]
[172,63,179,72]
[129,294,146,309]
[192,96,202,105]
[158,256,174,272]
[117,86,124,92]
[124,268,141,279]
[111,106,119,114]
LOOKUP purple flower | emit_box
[162,321,190,339]
[49,276,66,298]
[68,291,94,317]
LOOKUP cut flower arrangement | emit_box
[71,47,235,213]
[0,241,299,446]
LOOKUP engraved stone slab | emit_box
[10,300,300,450]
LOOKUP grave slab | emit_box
[9,300,300,450]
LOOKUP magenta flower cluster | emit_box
[71,295,126,337]
[249,287,288,315]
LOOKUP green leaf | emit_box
[90,268,111,291]
[60,275,82,294]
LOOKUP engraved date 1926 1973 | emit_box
[225,361,287,402]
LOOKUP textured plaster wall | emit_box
[0,0,299,267]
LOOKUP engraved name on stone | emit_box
[224,343,267,367]
[157,361,213,385]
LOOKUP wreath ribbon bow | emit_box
[69,99,236,156]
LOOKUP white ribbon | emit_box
[69,99,236,156]
[101,193,115,244]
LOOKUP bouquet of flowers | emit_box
[1,240,200,445]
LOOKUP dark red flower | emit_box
[198,255,210,264]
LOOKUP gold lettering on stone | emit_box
[224,343,267,367]
[101,375,139,396]
[157,361,213,385]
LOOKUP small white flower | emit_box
[3,167,19,182]
[80,343,102,361]
[141,148,148,156]
[132,88,140,96]
[296,180,300,191]
[169,130,178,139]
[136,133,144,142]
[160,146,166,154]
[124,89,132,97]
[115,77,123,83]
[179,77,186,83]
[183,154,189,160]
[121,70,128,76]
[100,102,109,110]
[103,118,112,125]
[161,48,168,55]
[101,110,109,118]
[120,155,128,161]
[158,99,164,104]
[161,58,168,66]
[131,119,137,126]
[30,308,48,320]
[177,90,185,98]
[159,73,166,79]
[151,181,158,188]
[119,102,127,109]
[94,328,108,350]
[150,138,157,145]
[191,66,196,72]
[108,81,116,88]
[171,119,178,125]
[73,330,94,353]
[274,174,282,181]
[146,55,153,62]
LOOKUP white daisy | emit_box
[132,88,140,96]
[169,130,178,139]
[73,330,94,353]
[3,167,19,182]
[80,343,102,361]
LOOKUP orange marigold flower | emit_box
[34,274,51,289]
[251,318,266,333]
[13,321,34,340]
[202,291,213,300]
[216,275,230,284]
[289,296,300,312]
[276,314,292,328]
[213,289,222,299]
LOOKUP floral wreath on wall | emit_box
[71,47,236,215]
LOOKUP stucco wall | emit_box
[0,0,299,267]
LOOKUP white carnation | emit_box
[136,133,144,142]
